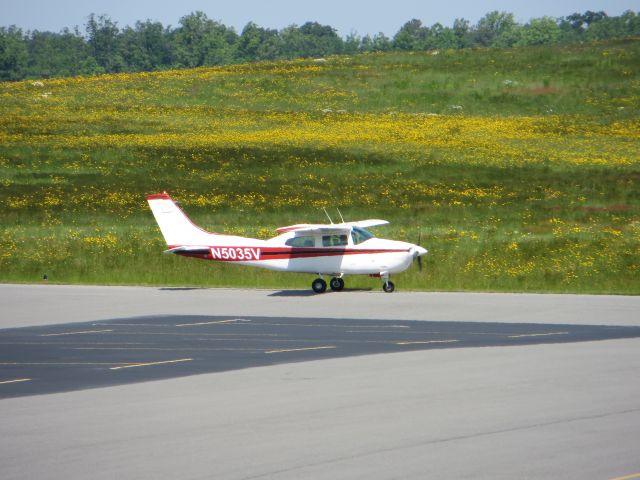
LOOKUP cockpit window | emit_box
[285,236,315,247]
[351,226,374,245]
[322,234,348,247]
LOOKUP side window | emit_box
[322,234,348,247]
[285,236,315,247]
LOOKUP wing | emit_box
[276,225,352,235]
[343,219,389,229]
[276,220,388,234]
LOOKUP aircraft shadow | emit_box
[158,287,206,291]
[269,288,373,297]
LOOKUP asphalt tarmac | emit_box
[2,314,640,398]
[1,285,639,480]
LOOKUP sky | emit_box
[3,0,638,37]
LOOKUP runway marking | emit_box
[109,358,193,370]
[609,473,640,480]
[0,378,32,385]
[75,347,260,352]
[40,329,113,337]
[508,332,569,339]
[347,330,411,333]
[0,362,121,366]
[175,319,245,327]
[347,325,410,329]
[265,346,336,354]
[396,340,460,345]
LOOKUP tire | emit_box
[312,278,327,293]
[329,277,345,291]
[382,281,395,293]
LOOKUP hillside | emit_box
[1,39,639,292]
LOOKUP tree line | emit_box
[1,10,639,81]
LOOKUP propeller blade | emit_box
[416,230,423,271]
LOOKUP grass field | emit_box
[1,39,639,293]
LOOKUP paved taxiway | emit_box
[1,284,639,479]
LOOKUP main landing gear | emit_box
[311,278,327,293]
[311,276,395,293]
[311,276,344,293]
[329,277,345,291]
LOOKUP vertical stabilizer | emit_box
[146,192,217,246]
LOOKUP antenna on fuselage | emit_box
[322,207,334,224]
[336,208,345,224]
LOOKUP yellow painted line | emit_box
[396,340,459,345]
[109,358,193,370]
[175,319,241,327]
[265,346,336,354]
[609,473,640,480]
[0,378,32,385]
[40,329,113,337]
[508,332,569,339]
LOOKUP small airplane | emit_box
[147,192,427,293]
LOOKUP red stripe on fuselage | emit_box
[175,246,410,262]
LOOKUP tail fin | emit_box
[146,192,217,247]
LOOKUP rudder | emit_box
[146,192,217,247]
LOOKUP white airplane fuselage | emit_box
[195,235,416,276]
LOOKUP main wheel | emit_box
[382,281,395,293]
[312,278,327,293]
[329,277,345,291]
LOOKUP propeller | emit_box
[413,231,427,271]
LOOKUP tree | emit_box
[453,18,471,48]
[393,19,427,50]
[517,17,561,46]
[423,23,458,49]
[298,22,343,57]
[132,20,173,70]
[372,32,392,51]
[0,26,28,80]
[171,11,238,67]
[343,31,361,54]
[86,14,124,72]
[237,22,280,61]
[472,11,518,47]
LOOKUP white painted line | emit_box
[508,332,569,339]
[265,346,336,354]
[0,362,120,366]
[396,340,460,345]
[109,358,193,370]
[0,378,32,385]
[40,329,113,337]
[175,319,243,327]
[347,325,410,329]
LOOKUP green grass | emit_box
[1,39,639,293]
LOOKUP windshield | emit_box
[351,226,374,245]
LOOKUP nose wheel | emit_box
[382,280,395,293]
